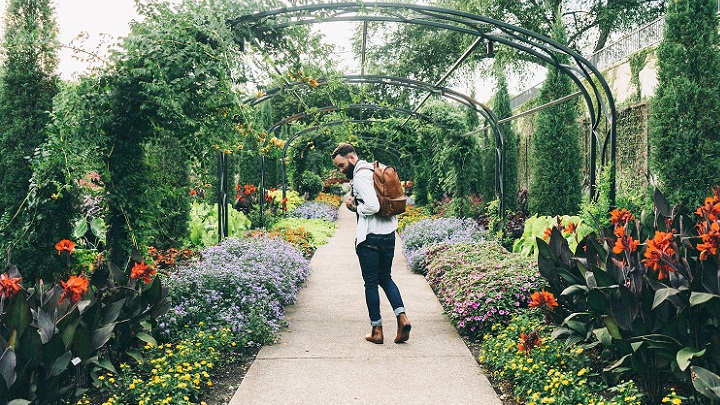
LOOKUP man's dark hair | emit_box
[331,143,356,158]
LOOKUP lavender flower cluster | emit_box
[424,241,545,339]
[159,236,311,346]
[289,201,339,222]
[399,218,484,273]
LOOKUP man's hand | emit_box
[345,197,357,212]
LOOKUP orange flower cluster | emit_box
[0,273,22,298]
[695,189,720,261]
[517,331,542,355]
[55,239,76,255]
[240,184,257,195]
[148,247,197,270]
[59,275,89,304]
[612,226,640,254]
[697,222,720,260]
[131,262,157,284]
[542,217,578,241]
[642,231,676,279]
[529,290,558,310]
[610,208,635,227]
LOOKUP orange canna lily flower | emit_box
[529,290,558,310]
[564,222,577,234]
[697,221,720,260]
[0,273,22,298]
[59,275,89,304]
[130,261,157,284]
[695,194,720,221]
[542,227,553,241]
[612,226,640,254]
[642,231,676,279]
[517,331,542,355]
[610,208,635,227]
[55,239,76,255]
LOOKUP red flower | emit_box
[697,221,720,260]
[542,227,553,241]
[190,189,197,196]
[610,208,635,227]
[529,290,558,310]
[612,226,640,254]
[55,239,76,255]
[642,231,676,279]
[243,184,256,195]
[0,273,22,298]
[59,275,89,304]
[517,331,542,355]
[695,192,720,221]
[564,222,577,234]
[130,261,156,284]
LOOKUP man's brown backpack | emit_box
[359,161,407,217]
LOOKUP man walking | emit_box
[331,143,411,344]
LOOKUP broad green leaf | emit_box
[91,323,115,351]
[136,332,157,347]
[691,366,720,401]
[72,219,88,239]
[6,298,31,339]
[0,347,17,388]
[602,315,622,339]
[8,400,31,405]
[126,349,144,365]
[604,353,631,372]
[97,358,117,374]
[593,327,612,346]
[37,307,56,344]
[48,351,72,378]
[690,292,720,306]
[90,217,106,241]
[677,347,706,371]
[561,285,588,296]
[652,287,682,309]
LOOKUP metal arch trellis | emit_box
[241,74,507,225]
[278,119,414,205]
[229,1,618,205]
[256,103,431,223]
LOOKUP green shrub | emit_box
[188,202,251,248]
[512,214,593,258]
[296,171,323,200]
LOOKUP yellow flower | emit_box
[578,368,587,376]
[672,399,682,405]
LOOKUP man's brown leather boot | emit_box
[394,313,411,343]
[365,325,383,344]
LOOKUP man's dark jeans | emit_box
[356,232,405,326]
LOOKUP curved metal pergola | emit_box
[229,1,618,205]
[243,74,507,223]
[278,119,413,204]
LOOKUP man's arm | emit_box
[353,170,379,216]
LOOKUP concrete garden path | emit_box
[228,206,502,405]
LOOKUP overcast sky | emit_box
[0,0,506,99]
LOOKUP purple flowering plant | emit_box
[289,201,339,222]
[399,217,485,273]
[424,241,545,339]
[159,236,310,346]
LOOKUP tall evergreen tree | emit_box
[0,0,62,271]
[528,21,582,216]
[650,0,720,213]
[493,69,519,211]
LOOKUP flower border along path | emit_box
[228,205,502,405]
